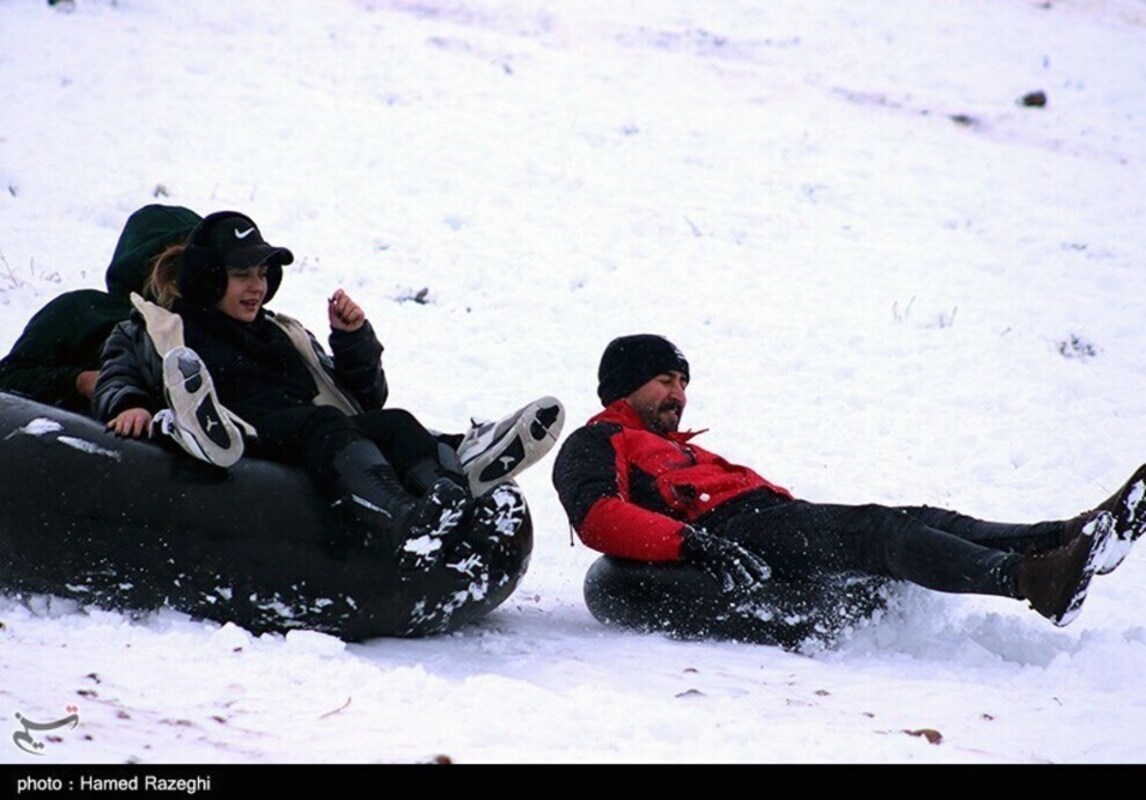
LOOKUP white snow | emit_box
[55,436,122,460]
[7,418,63,438]
[2,0,1146,765]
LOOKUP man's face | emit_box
[625,370,688,435]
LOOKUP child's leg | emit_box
[252,405,468,569]
[353,409,467,496]
[247,405,363,499]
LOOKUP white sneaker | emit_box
[157,346,244,468]
[457,396,565,496]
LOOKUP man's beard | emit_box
[641,400,683,435]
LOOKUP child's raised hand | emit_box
[328,289,366,332]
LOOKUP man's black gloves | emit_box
[679,526,771,594]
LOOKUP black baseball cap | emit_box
[194,212,294,270]
[178,211,294,306]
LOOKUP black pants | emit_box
[246,405,441,500]
[707,491,1067,598]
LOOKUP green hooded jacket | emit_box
[0,204,201,412]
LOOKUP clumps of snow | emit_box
[1058,629,1146,693]
[56,435,122,460]
[283,629,346,657]
[254,597,298,620]
[6,419,122,460]
[447,553,483,575]
[402,534,444,559]
[818,586,1128,673]
[210,622,253,652]
[476,486,529,540]
[732,597,777,623]
[407,598,433,630]
[1124,481,1144,520]
[15,593,84,619]
[6,417,62,439]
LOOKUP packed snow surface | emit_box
[1,0,1145,764]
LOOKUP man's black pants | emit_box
[705,491,1068,598]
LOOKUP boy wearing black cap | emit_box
[553,334,1146,628]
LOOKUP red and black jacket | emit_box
[552,400,792,561]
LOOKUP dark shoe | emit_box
[330,441,415,527]
[404,456,470,500]
[330,442,472,569]
[1064,464,1146,575]
[1018,512,1114,626]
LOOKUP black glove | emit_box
[679,526,771,594]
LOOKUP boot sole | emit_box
[1054,512,1116,627]
[1097,466,1146,575]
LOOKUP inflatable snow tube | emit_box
[0,393,531,639]
[583,556,893,650]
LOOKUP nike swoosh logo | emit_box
[234,226,256,239]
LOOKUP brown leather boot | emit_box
[1063,464,1146,575]
[1017,512,1114,626]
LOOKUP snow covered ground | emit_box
[2,0,1145,764]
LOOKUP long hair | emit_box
[144,243,186,309]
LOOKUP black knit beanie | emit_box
[178,211,293,307]
[597,334,690,406]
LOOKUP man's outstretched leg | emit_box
[899,462,1146,575]
[721,499,1116,626]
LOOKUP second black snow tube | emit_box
[583,556,893,650]
[0,392,531,639]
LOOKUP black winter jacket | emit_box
[93,297,387,429]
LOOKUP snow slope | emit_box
[1,0,1145,764]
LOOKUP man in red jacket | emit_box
[553,334,1145,627]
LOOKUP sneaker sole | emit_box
[161,347,243,468]
[461,397,564,495]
